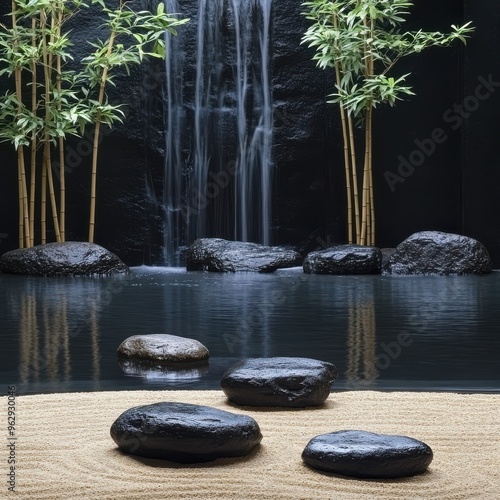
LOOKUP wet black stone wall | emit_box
[1,0,499,266]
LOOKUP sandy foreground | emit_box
[1,390,499,499]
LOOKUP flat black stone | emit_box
[302,430,433,478]
[303,245,382,275]
[110,402,262,463]
[221,357,338,407]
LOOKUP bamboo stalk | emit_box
[365,181,371,246]
[333,13,353,244]
[347,115,360,243]
[360,107,371,246]
[41,9,61,242]
[41,159,47,244]
[40,11,47,244]
[56,8,65,242]
[14,2,23,248]
[18,160,24,247]
[368,17,375,246]
[58,140,65,240]
[12,0,30,247]
[360,15,375,246]
[368,121,375,246]
[336,85,353,243]
[20,151,31,247]
[89,30,117,243]
[365,118,371,246]
[29,16,38,247]
[360,17,370,246]
[44,144,61,242]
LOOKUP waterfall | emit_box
[163,0,273,265]
[163,0,186,266]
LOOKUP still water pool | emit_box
[1,267,499,394]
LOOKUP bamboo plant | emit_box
[301,0,473,245]
[0,0,187,248]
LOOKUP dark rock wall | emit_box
[462,1,500,263]
[1,0,499,266]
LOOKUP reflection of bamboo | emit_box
[19,289,40,383]
[61,296,71,381]
[89,301,100,381]
[19,295,27,383]
[43,290,71,382]
[345,290,378,387]
[362,302,378,382]
[44,307,57,381]
[30,293,40,381]
[346,295,360,382]
[19,295,30,383]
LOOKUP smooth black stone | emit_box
[383,231,492,275]
[302,430,433,479]
[303,245,382,275]
[221,357,338,407]
[110,402,262,463]
[186,238,303,272]
[0,241,129,276]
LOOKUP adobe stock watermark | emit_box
[385,74,500,193]
[117,430,148,454]
[274,105,301,128]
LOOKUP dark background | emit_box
[0,0,499,266]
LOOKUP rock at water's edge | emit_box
[383,231,492,275]
[303,245,382,275]
[116,334,209,363]
[0,241,128,276]
[186,238,303,272]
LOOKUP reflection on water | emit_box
[6,274,144,387]
[345,285,377,388]
[15,278,103,385]
[19,292,39,383]
[118,358,210,383]
[1,268,499,394]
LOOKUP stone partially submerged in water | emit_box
[117,334,210,364]
[110,402,262,463]
[303,245,382,275]
[186,238,303,272]
[302,430,433,478]
[0,241,128,276]
[383,231,492,275]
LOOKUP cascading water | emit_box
[163,0,273,265]
[163,0,186,266]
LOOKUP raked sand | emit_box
[2,390,499,499]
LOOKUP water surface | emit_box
[1,267,499,394]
